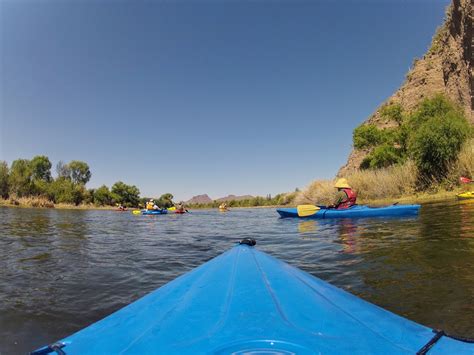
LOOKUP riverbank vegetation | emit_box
[0,157,147,208]
[0,156,296,209]
[187,192,298,209]
[296,95,473,205]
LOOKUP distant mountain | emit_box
[186,194,255,204]
[216,194,254,202]
[186,194,212,204]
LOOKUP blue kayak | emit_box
[32,240,472,354]
[277,204,421,219]
[141,209,168,215]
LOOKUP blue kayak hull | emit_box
[277,204,421,219]
[33,243,472,354]
[142,209,168,215]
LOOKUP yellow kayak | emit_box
[457,191,474,199]
[167,206,176,211]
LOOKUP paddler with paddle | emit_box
[328,178,357,209]
[296,178,358,217]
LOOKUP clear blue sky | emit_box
[1,0,449,200]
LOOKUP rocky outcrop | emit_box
[186,194,212,204]
[339,0,473,176]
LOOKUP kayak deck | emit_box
[277,204,421,219]
[33,242,472,354]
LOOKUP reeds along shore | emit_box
[295,139,474,206]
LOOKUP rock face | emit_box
[186,194,212,204]
[339,0,473,176]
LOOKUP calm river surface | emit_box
[1,201,473,353]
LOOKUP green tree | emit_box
[0,161,9,198]
[56,161,71,179]
[68,161,91,185]
[30,155,52,182]
[408,112,470,181]
[93,185,115,206]
[9,159,33,197]
[48,177,85,205]
[157,193,174,208]
[111,181,140,207]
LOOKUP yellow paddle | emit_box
[297,205,320,217]
[132,210,141,215]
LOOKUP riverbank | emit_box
[356,188,464,205]
[0,198,118,211]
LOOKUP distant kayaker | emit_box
[146,199,154,210]
[328,178,357,210]
[219,203,228,210]
[176,202,186,213]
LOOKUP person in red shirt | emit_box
[328,178,357,209]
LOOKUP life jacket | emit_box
[336,188,357,209]
[146,202,153,210]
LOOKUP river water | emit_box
[1,201,473,354]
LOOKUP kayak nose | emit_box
[213,339,314,354]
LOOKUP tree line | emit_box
[0,156,172,207]
[187,192,297,209]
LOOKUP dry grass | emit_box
[454,139,474,179]
[295,161,418,205]
[5,195,55,208]
[294,180,336,206]
[345,160,418,200]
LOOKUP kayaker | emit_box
[328,178,357,210]
[219,203,228,210]
[176,202,186,213]
[146,199,155,210]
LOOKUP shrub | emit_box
[360,144,405,170]
[380,103,404,125]
[407,99,470,181]
[0,161,9,198]
[156,193,174,208]
[111,181,140,207]
[93,185,115,206]
[353,124,400,150]
[353,124,385,149]
[48,177,85,205]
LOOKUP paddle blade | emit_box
[460,176,472,184]
[132,210,141,215]
[297,205,320,217]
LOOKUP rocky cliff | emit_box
[339,0,473,175]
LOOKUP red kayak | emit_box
[175,210,186,214]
